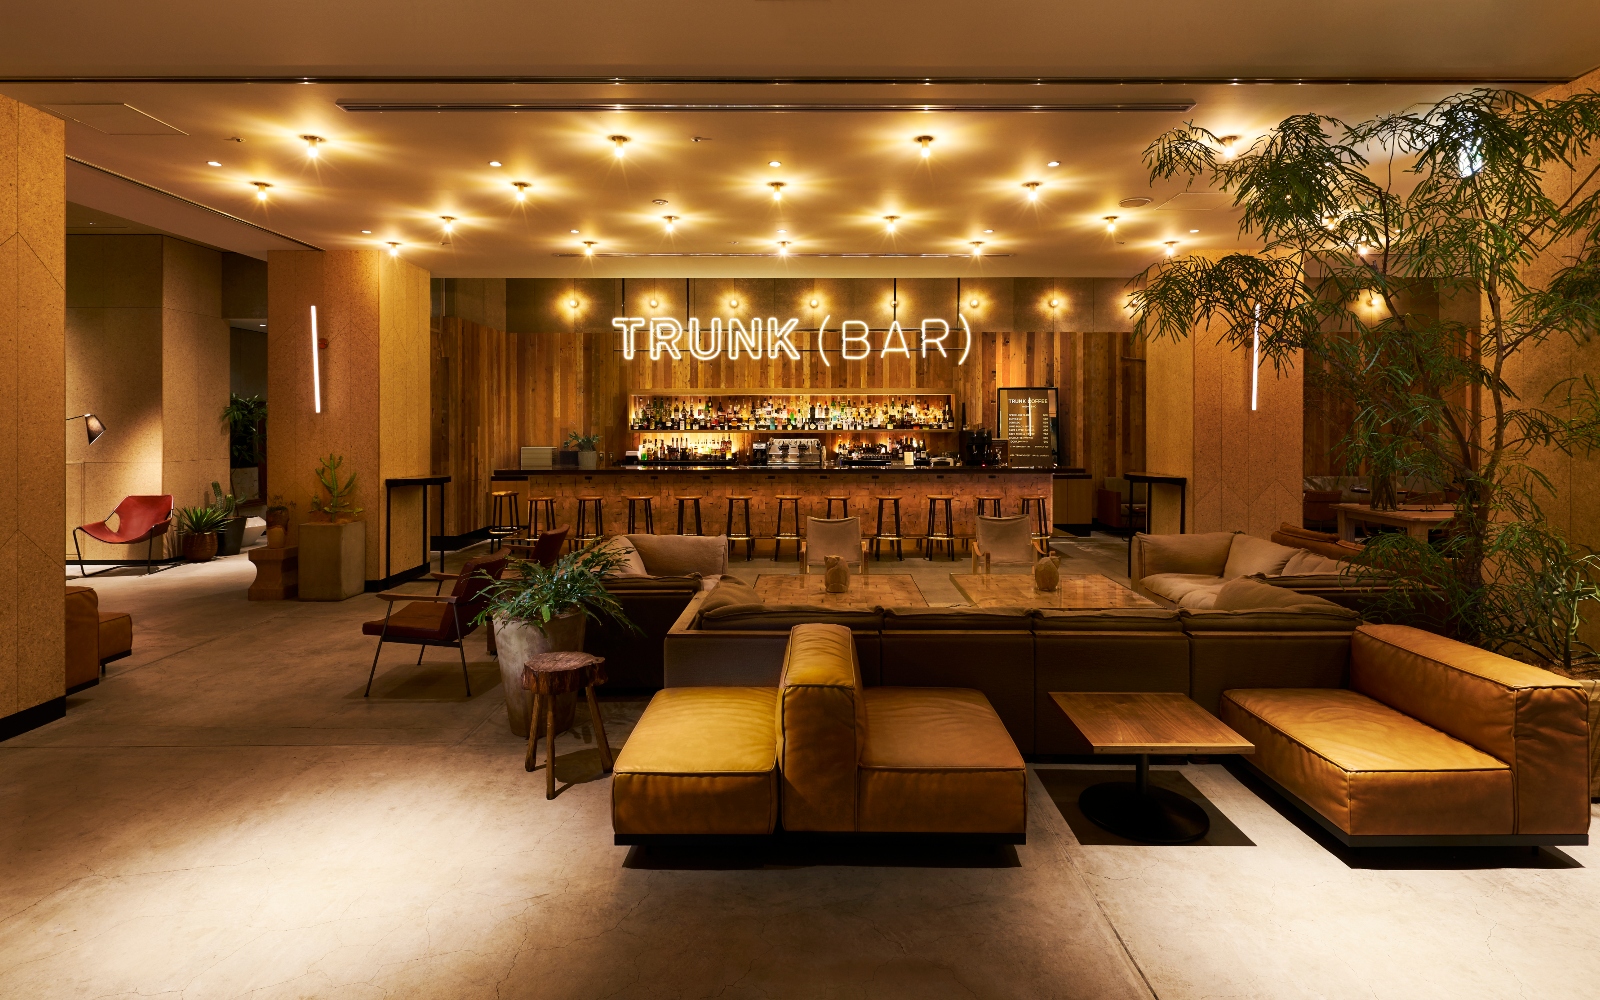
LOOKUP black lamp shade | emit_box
[68,413,106,445]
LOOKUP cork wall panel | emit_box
[378,258,433,578]
[159,238,229,518]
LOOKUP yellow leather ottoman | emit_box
[612,686,779,841]
[859,687,1027,836]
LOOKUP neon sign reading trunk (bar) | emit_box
[612,315,973,366]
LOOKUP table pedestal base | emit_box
[1078,754,1209,844]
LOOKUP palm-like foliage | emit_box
[1131,88,1600,670]
[474,541,639,634]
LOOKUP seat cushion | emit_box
[361,602,452,640]
[1211,576,1346,612]
[778,624,864,832]
[97,610,133,661]
[1140,573,1224,608]
[612,687,779,836]
[858,687,1026,835]
[1220,688,1513,837]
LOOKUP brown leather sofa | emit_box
[65,585,133,692]
[586,534,727,689]
[1222,624,1590,846]
[613,623,1026,843]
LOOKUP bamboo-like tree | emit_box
[1129,88,1600,671]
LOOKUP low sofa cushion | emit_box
[881,607,1034,630]
[599,536,649,577]
[1140,573,1223,609]
[700,604,884,631]
[628,533,729,578]
[1211,576,1347,612]
[777,623,865,832]
[612,686,780,836]
[1135,531,1234,577]
[1221,688,1513,837]
[1280,549,1348,577]
[698,577,763,614]
[1032,608,1183,632]
[97,610,133,661]
[602,574,701,595]
[1222,534,1299,580]
[858,687,1027,834]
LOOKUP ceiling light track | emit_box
[551,251,1013,258]
[336,100,1196,113]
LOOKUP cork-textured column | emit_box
[268,249,430,586]
[0,96,66,735]
[1145,319,1303,538]
[65,235,229,560]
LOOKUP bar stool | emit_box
[575,496,605,545]
[825,495,850,518]
[872,495,904,561]
[725,495,755,561]
[1020,495,1051,548]
[527,497,558,537]
[625,496,656,534]
[773,495,803,561]
[924,494,957,561]
[676,495,704,535]
[488,490,523,551]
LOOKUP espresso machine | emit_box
[768,437,824,467]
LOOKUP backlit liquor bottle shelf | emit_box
[628,390,955,433]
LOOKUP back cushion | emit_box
[629,533,729,577]
[701,605,884,631]
[881,607,1034,630]
[1211,576,1345,612]
[1222,534,1299,580]
[1280,549,1347,576]
[1136,531,1234,577]
[777,624,865,832]
[598,536,649,576]
[698,577,763,614]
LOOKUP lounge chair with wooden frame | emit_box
[362,553,507,697]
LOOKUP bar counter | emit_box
[489,465,1057,544]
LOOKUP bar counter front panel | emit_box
[490,467,1054,542]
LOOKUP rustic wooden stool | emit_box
[1020,494,1051,547]
[523,651,613,799]
[725,495,755,561]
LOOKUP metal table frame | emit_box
[384,475,451,580]
[1120,471,1188,575]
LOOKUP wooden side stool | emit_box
[523,651,613,800]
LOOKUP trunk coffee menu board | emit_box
[997,387,1058,468]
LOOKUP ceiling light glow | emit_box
[663,215,678,232]
[768,160,782,167]
[252,182,270,201]
[488,160,503,167]
[300,134,324,158]
[1164,241,1179,257]
[769,181,786,201]
[1047,160,1061,168]
[1219,135,1241,159]
[387,241,400,256]
[884,215,899,233]
[206,160,221,167]
[513,182,530,201]
[583,240,597,255]
[610,134,630,157]
[970,241,984,255]
[916,135,934,158]
[1024,181,1041,201]
[1105,216,1119,232]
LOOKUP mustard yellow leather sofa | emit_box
[65,586,133,693]
[1222,624,1591,847]
[613,623,1027,843]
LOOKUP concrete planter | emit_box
[216,516,248,556]
[494,612,584,738]
[577,450,599,470]
[298,520,366,601]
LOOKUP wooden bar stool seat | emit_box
[488,490,523,551]
[625,496,656,534]
[725,495,755,561]
[523,651,612,800]
[575,496,605,545]
[676,495,705,535]
[872,495,904,561]
[773,495,803,561]
[924,494,957,561]
[825,495,850,518]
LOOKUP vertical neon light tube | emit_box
[310,305,322,414]
[1250,303,1261,412]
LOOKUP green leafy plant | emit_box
[309,454,362,521]
[176,504,230,535]
[474,541,638,633]
[1129,87,1600,663]
[222,393,267,468]
[566,431,601,452]
[209,481,238,518]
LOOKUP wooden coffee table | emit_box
[1049,692,1254,843]
[1334,502,1453,542]
[754,573,926,609]
[951,573,1156,610]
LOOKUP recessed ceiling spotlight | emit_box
[916,135,934,158]
[768,160,782,167]
[1219,135,1241,159]
[1049,298,1060,308]
[777,241,790,256]
[809,298,819,308]
[1105,216,1119,232]
[884,215,899,233]
[776,228,787,234]
[663,215,678,232]
[609,134,630,157]
[488,160,503,167]
[206,160,221,167]
[649,298,659,308]
[769,181,786,201]
[1047,160,1061,168]
[252,181,271,201]
[969,298,980,308]
[983,229,994,234]
[300,135,324,158]
[1190,228,1199,233]
[570,229,580,234]
[440,216,455,245]
[360,229,372,234]
[652,198,668,206]
[513,182,531,201]
[729,299,739,308]
[1024,181,1041,201]
[1119,197,1153,209]
[691,136,711,142]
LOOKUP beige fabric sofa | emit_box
[1131,530,1353,609]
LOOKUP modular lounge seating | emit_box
[612,622,1026,843]
[1130,528,1389,613]
[64,586,133,692]
[585,533,729,689]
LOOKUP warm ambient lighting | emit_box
[361,229,371,234]
[300,135,324,158]
[1024,182,1041,201]
[768,160,782,167]
[1105,216,1119,232]
[583,241,597,254]
[769,181,786,201]
[570,229,580,234]
[253,182,271,201]
[206,160,221,167]
[884,215,899,233]
[649,298,659,308]
[512,182,530,201]
[310,305,322,414]
[809,298,820,308]
[1219,135,1241,159]
[66,413,105,445]
[970,242,984,255]
[440,217,455,246]
[916,135,934,158]
[729,299,739,308]
[610,134,630,157]
[1049,298,1060,308]
[969,298,979,308]
[1047,160,1061,168]
[777,241,790,256]
[663,215,678,232]
[387,242,400,256]
[1164,241,1179,256]
[569,298,580,309]
[488,160,503,167]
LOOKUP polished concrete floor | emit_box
[10,542,1600,999]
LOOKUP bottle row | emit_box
[629,394,956,432]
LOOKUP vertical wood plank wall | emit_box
[431,277,1147,535]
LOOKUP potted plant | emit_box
[222,393,267,502]
[475,541,637,738]
[299,454,366,601]
[263,494,296,549]
[176,504,230,562]
[210,481,248,556]
[567,430,602,470]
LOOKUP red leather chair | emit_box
[362,553,508,697]
[73,495,174,577]
[505,525,570,568]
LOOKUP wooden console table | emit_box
[384,475,451,578]
[1334,502,1453,542]
[1121,471,1188,575]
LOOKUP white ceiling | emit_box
[5,1,1598,277]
